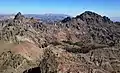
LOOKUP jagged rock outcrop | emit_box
[0,13,46,47]
[23,45,120,73]
[14,12,25,20]
[0,51,38,73]
[61,17,72,23]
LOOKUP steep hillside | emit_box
[61,11,120,46]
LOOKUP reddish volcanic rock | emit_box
[11,41,43,61]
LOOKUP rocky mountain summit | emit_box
[0,11,120,73]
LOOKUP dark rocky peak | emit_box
[81,11,99,16]
[115,21,120,25]
[16,12,22,16]
[76,11,112,24]
[76,11,102,21]
[102,16,112,23]
[61,17,72,23]
[14,12,25,20]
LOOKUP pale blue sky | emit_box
[0,0,120,17]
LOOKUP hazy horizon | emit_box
[0,0,120,17]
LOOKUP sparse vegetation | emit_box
[62,40,84,46]
[50,41,62,46]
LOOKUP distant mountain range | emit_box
[110,17,120,22]
[0,14,120,23]
[0,14,70,23]
[25,14,70,23]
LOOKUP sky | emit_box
[0,0,120,17]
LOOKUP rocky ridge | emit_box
[0,11,120,73]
